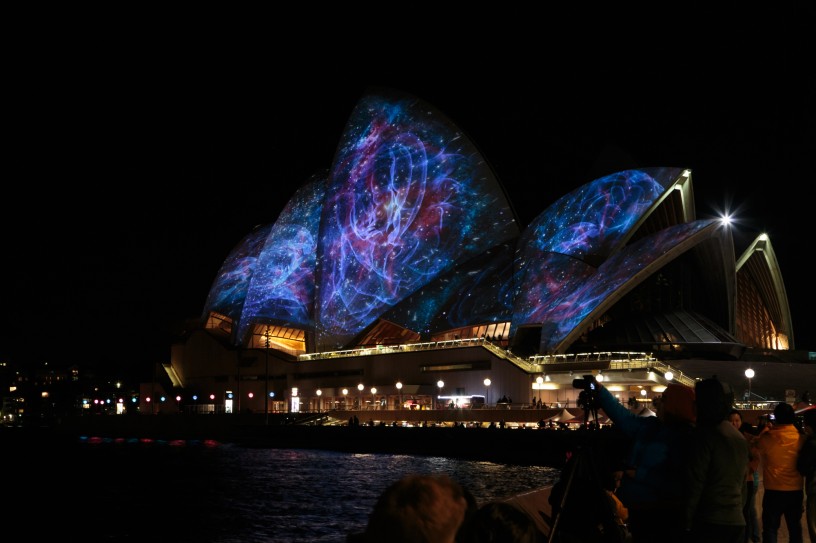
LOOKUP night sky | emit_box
[3,12,813,381]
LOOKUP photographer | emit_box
[593,376,696,543]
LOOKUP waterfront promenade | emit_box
[48,406,776,439]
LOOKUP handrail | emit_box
[296,339,692,384]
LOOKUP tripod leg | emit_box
[547,449,583,543]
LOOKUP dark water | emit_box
[11,434,559,542]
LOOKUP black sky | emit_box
[3,11,814,381]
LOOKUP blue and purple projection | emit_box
[512,168,682,330]
[236,176,327,341]
[203,224,273,324]
[314,93,519,350]
[203,89,714,357]
[536,219,719,352]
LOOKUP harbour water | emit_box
[11,433,559,542]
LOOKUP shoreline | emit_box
[5,416,630,468]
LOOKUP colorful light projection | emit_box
[203,89,739,358]
[314,92,519,350]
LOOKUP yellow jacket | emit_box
[757,423,805,491]
[607,490,629,525]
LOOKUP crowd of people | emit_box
[347,380,815,543]
[592,377,814,543]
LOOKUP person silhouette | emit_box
[756,401,806,543]
[683,377,749,543]
[348,473,476,543]
[596,379,696,543]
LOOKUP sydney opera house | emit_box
[164,89,799,419]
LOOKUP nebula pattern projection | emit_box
[510,168,682,333]
[510,252,596,332]
[520,168,681,263]
[314,93,519,350]
[236,177,327,340]
[203,224,273,323]
[537,219,718,353]
[381,242,517,336]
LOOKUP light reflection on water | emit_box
[29,439,559,542]
[222,447,558,542]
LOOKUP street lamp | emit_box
[316,388,322,412]
[342,388,348,409]
[745,368,755,408]
[371,387,377,410]
[437,380,444,409]
[357,383,364,410]
[264,327,271,424]
[396,381,403,409]
[536,376,544,404]
[484,378,491,407]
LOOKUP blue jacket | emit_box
[597,385,694,509]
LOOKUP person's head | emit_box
[602,467,625,493]
[728,408,742,430]
[457,501,541,543]
[773,402,796,425]
[360,474,475,543]
[656,383,696,424]
[694,376,734,425]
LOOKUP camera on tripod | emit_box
[572,374,598,411]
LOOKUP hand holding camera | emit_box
[573,374,599,412]
[573,375,598,391]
